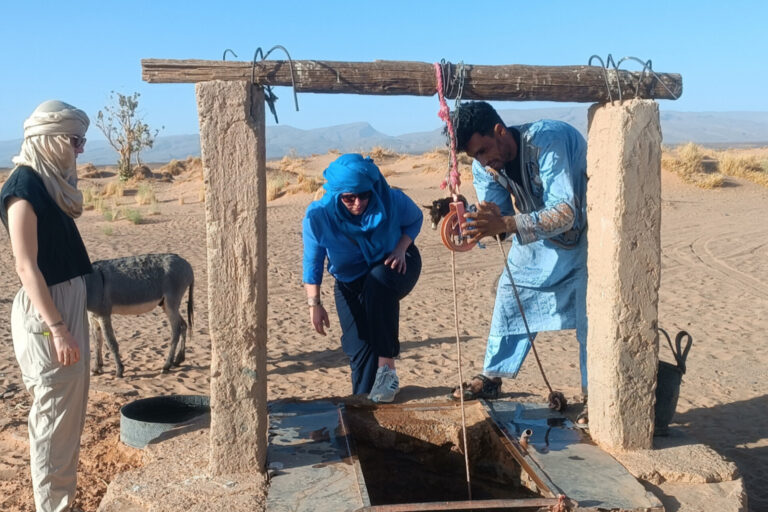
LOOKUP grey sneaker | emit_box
[368,365,399,403]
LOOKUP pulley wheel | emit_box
[440,210,476,252]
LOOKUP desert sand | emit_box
[0,149,766,511]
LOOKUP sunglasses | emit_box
[70,136,87,150]
[340,191,372,204]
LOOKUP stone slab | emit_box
[644,479,748,512]
[266,401,369,512]
[484,401,663,511]
[614,428,740,485]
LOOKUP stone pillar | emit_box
[196,81,268,475]
[586,99,662,452]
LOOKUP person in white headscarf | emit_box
[1,100,92,512]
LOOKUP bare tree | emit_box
[96,92,160,181]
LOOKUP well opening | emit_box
[344,402,542,506]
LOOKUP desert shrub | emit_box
[165,157,204,182]
[103,181,125,198]
[163,159,186,176]
[148,199,160,216]
[78,162,101,178]
[93,197,106,215]
[718,153,768,187]
[101,226,113,236]
[267,174,289,201]
[457,153,474,166]
[662,143,725,188]
[82,187,95,204]
[278,153,306,174]
[122,208,143,224]
[82,187,101,210]
[298,176,323,194]
[423,148,449,160]
[132,165,153,181]
[102,208,116,222]
[369,146,397,160]
[136,183,156,205]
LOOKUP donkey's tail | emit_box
[187,279,194,341]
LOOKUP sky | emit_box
[1,1,766,142]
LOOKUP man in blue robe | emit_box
[451,101,588,409]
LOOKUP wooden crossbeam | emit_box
[142,59,682,103]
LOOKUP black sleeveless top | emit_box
[1,166,92,286]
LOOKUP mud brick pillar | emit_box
[196,81,268,474]
[586,99,662,451]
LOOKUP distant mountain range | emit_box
[2,108,768,167]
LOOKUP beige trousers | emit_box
[12,276,90,512]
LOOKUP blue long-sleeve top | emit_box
[471,120,587,248]
[302,189,423,284]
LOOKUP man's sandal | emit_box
[450,374,502,401]
[576,407,589,428]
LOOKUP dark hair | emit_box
[447,101,505,152]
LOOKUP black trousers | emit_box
[334,245,421,394]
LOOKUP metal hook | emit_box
[616,56,681,100]
[222,49,238,61]
[589,53,681,103]
[258,45,300,112]
[588,54,623,102]
[588,55,613,103]
[606,54,623,102]
[251,48,279,123]
[249,45,301,124]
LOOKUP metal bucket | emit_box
[654,329,692,436]
[120,394,210,448]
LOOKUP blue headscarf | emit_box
[321,153,401,265]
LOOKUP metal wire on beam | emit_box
[588,54,682,103]
[250,45,300,123]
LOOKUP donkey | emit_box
[422,194,467,230]
[85,253,194,377]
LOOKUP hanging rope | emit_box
[451,250,472,500]
[434,59,472,500]
[433,62,462,198]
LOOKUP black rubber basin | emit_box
[120,395,210,449]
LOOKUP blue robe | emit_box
[472,120,588,393]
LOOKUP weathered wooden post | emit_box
[585,99,663,451]
[196,80,268,474]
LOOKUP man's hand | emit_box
[462,201,511,243]
[309,305,330,335]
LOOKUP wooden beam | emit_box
[142,59,682,102]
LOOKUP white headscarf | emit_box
[11,100,90,218]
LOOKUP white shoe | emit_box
[368,365,399,403]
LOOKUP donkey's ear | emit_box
[421,204,433,210]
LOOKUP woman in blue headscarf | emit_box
[302,153,422,402]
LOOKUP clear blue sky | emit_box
[1,1,765,141]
